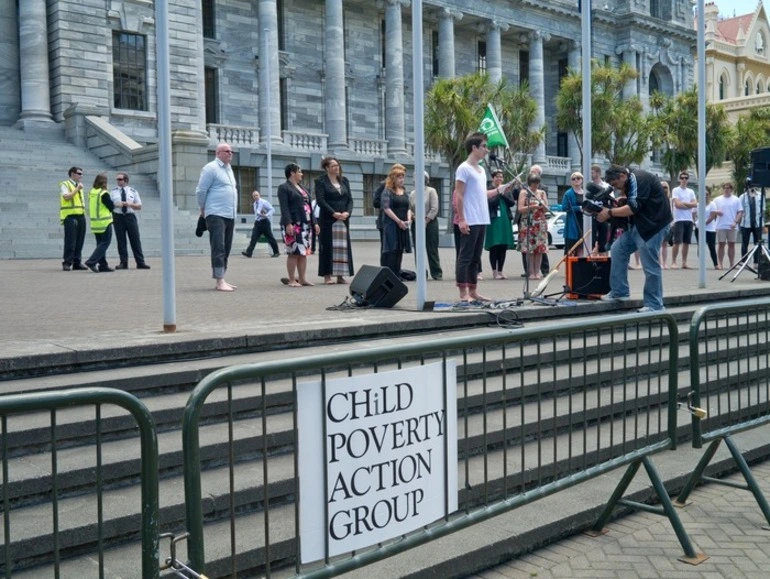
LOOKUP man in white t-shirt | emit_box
[670,172,698,269]
[710,182,743,269]
[454,132,510,302]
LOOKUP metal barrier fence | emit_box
[0,387,160,579]
[182,311,697,577]
[676,297,770,524]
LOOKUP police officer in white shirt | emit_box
[110,172,150,269]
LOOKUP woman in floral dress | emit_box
[517,172,549,280]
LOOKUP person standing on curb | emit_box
[85,173,115,273]
[409,170,443,280]
[670,171,697,269]
[110,172,150,270]
[242,190,280,258]
[196,143,238,292]
[597,165,672,313]
[59,166,88,271]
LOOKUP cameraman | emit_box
[596,166,672,313]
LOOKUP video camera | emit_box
[581,182,615,216]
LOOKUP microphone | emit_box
[488,152,502,168]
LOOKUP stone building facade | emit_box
[1,0,696,223]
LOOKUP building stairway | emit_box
[2,303,769,578]
[0,125,252,260]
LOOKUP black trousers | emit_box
[741,226,763,262]
[113,213,146,265]
[381,250,404,277]
[62,214,86,266]
[410,219,443,279]
[86,225,112,268]
[456,225,486,286]
[245,219,279,255]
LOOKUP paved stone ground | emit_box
[2,241,769,359]
[472,463,770,579]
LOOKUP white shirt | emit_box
[712,195,742,230]
[705,201,717,233]
[671,186,696,222]
[110,186,142,215]
[455,161,490,226]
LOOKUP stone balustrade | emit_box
[207,124,259,146]
[546,155,571,174]
[282,131,328,151]
[350,138,387,157]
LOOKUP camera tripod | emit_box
[719,237,770,282]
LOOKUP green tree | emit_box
[730,108,770,192]
[425,72,543,178]
[556,61,650,166]
[648,87,731,182]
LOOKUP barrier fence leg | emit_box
[723,435,770,529]
[674,438,722,507]
[585,459,642,536]
[640,457,706,565]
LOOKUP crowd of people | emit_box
[62,139,766,311]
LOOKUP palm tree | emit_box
[556,61,649,167]
[730,108,770,192]
[425,72,543,226]
[648,87,731,182]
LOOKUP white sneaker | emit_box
[600,294,630,302]
[637,306,664,313]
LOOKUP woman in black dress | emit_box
[314,157,354,284]
[380,165,412,276]
[277,163,318,287]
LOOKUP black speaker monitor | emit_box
[750,147,770,187]
[350,265,408,308]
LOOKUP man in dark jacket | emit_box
[596,165,672,312]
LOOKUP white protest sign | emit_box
[297,360,457,563]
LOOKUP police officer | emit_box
[110,172,150,269]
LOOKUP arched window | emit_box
[719,75,725,99]
[649,72,660,94]
[745,80,751,96]
[758,80,765,94]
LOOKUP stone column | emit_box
[385,0,409,155]
[486,21,508,84]
[325,0,347,150]
[0,0,20,125]
[737,62,746,98]
[568,41,581,170]
[438,8,462,79]
[17,0,53,125]
[621,48,638,99]
[258,0,281,143]
[528,31,548,165]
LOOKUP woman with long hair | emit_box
[314,157,354,284]
[277,163,318,287]
[84,173,115,272]
[380,164,412,276]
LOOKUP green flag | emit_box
[478,104,509,149]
